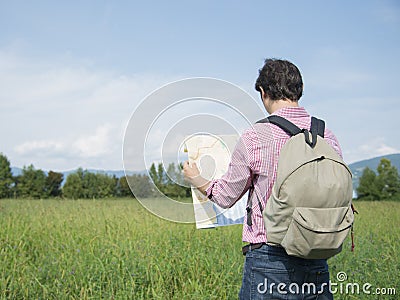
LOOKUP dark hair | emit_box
[255,59,303,102]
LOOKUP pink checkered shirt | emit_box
[206,107,342,243]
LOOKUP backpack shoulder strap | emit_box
[246,177,262,226]
[257,115,326,147]
[256,115,301,136]
[311,116,325,138]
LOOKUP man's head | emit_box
[255,59,303,103]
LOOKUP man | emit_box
[183,59,340,299]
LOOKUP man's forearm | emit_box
[190,176,210,195]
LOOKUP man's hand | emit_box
[182,161,210,195]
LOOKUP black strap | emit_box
[246,179,254,226]
[257,115,325,148]
[246,176,263,226]
[257,115,301,136]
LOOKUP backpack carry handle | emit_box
[311,116,325,138]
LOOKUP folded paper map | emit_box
[184,134,246,229]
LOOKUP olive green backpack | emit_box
[256,116,354,259]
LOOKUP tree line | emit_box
[0,153,190,199]
[2,152,399,201]
[356,158,400,201]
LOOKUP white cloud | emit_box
[15,140,64,156]
[73,124,115,158]
[360,142,399,157]
[344,138,400,163]
[2,48,399,171]
[0,49,178,170]
[15,123,116,158]
[377,144,399,156]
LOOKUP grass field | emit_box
[0,199,399,299]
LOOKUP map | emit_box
[184,134,247,229]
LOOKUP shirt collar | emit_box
[271,106,309,118]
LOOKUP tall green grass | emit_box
[0,199,398,299]
[328,201,399,299]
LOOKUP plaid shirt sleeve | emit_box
[205,129,255,208]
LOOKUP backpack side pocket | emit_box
[281,206,354,259]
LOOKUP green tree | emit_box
[127,174,153,198]
[157,162,165,192]
[94,173,116,198]
[166,162,177,185]
[11,175,21,198]
[376,158,400,200]
[356,158,400,201]
[63,169,117,199]
[0,153,13,198]
[112,175,119,197]
[164,162,188,198]
[118,176,134,197]
[149,163,159,187]
[63,169,84,199]
[45,171,63,197]
[18,165,47,199]
[149,162,166,193]
[148,162,190,198]
[82,172,98,198]
[356,167,380,201]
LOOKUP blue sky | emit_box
[0,0,399,171]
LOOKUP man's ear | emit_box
[258,86,266,101]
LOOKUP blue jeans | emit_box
[239,244,333,300]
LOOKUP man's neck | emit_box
[266,98,299,114]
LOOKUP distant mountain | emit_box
[61,168,144,179]
[348,153,400,191]
[11,167,143,177]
